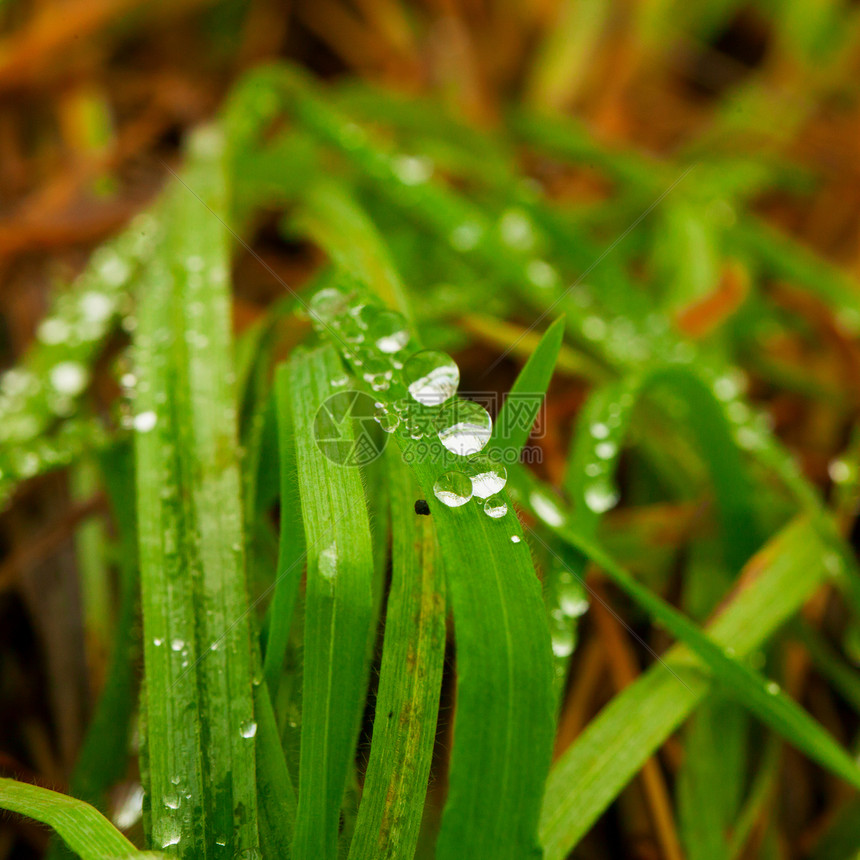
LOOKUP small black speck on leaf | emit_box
[414,499,431,516]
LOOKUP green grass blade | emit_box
[288,345,375,860]
[348,449,446,860]
[539,517,841,858]
[134,126,258,857]
[263,363,307,695]
[549,526,860,789]
[489,315,565,456]
[0,778,149,860]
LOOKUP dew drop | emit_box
[526,259,558,289]
[403,350,459,406]
[436,400,492,456]
[828,458,853,484]
[240,720,258,739]
[38,317,70,344]
[433,471,472,507]
[766,681,780,695]
[374,407,400,434]
[483,495,508,519]
[468,459,507,499]
[133,411,158,433]
[170,638,185,652]
[511,535,521,544]
[153,638,164,647]
[449,221,483,251]
[164,793,181,810]
[530,490,565,527]
[50,361,88,396]
[590,422,609,439]
[583,481,619,513]
[360,307,410,353]
[80,291,114,323]
[498,208,535,251]
[595,441,617,460]
[308,288,349,328]
[393,154,433,185]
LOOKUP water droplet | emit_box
[360,307,410,353]
[403,350,459,406]
[468,459,507,498]
[436,400,492,457]
[766,681,780,695]
[156,820,182,848]
[829,457,853,484]
[511,535,522,544]
[319,542,338,581]
[433,471,472,507]
[449,221,484,251]
[170,638,185,652]
[590,422,609,439]
[595,441,617,460]
[550,624,575,658]
[393,154,433,185]
[38,317,70,344]
[483,495,508,518]
[153,637,164,647]
[133,411,158,433]
[308,288,349,328]
[374,407,400,433]
[582,316,607,341]
[584,481,619,513]
[49,361,88,396]
[240,720,258,739]
[80,290,114,323]
[530,490,565,527]
[498,208,535,251]
[526,260,558,289]
[164,793,181,810]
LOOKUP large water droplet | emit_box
[403,350,459,406]
[468,458,507,499]
[360,307,410,353]
[433,471,472,507]
[374,406,400,433]
[436,400,492,456]
[240,720,258,739]
[483,495,508,518]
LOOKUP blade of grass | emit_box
[0,778,150,860]
[488,315,565,456]
[134,126,258,857]
[538,517,855,858]
[347,448,446,860]
[287,344,375,860]
[307,281,555,860]
[262,363,307,696]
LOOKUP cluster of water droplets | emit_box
[0,214,158,505]
[309,285,514,520]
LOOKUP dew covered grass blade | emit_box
[133,125,258,857]
[348,449,446,860]
[287,345,375,860]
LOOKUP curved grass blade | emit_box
[134,126,258,857]
[348,449,446,860]
[542,523,860,790]
[539,517,845,858]
[0,778,150,860]
[489,315,565,457]
[288,345,375,860]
